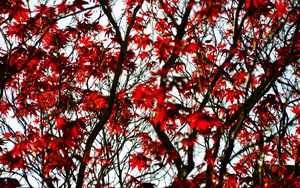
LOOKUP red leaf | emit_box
[56,117,67,130]
[291,106,300,114]
[129,153,150,171]
[187,113,211,131]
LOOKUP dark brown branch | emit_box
[153,0,195,181]
[158,0,179,29]
[162,0,194,69]
[217,12,300,186]
[99,1,124,44]
[75,3,142,188]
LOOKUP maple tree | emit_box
[0,0,299,187]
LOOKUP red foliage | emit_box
[0,0,299,187]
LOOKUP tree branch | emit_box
[75,3,142,187]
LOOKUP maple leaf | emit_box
[139,51,149,59]
[274,2,288,17]
[187,113,211,131]
[132,84,154,109]
[79,36,92,46]
[291,106,300,115]
[153,107,167,125]
[56,117,67,130]
[0,151,24,170]
[0,100,10,116]
[129,153,150,171]
[181,137,198,150]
